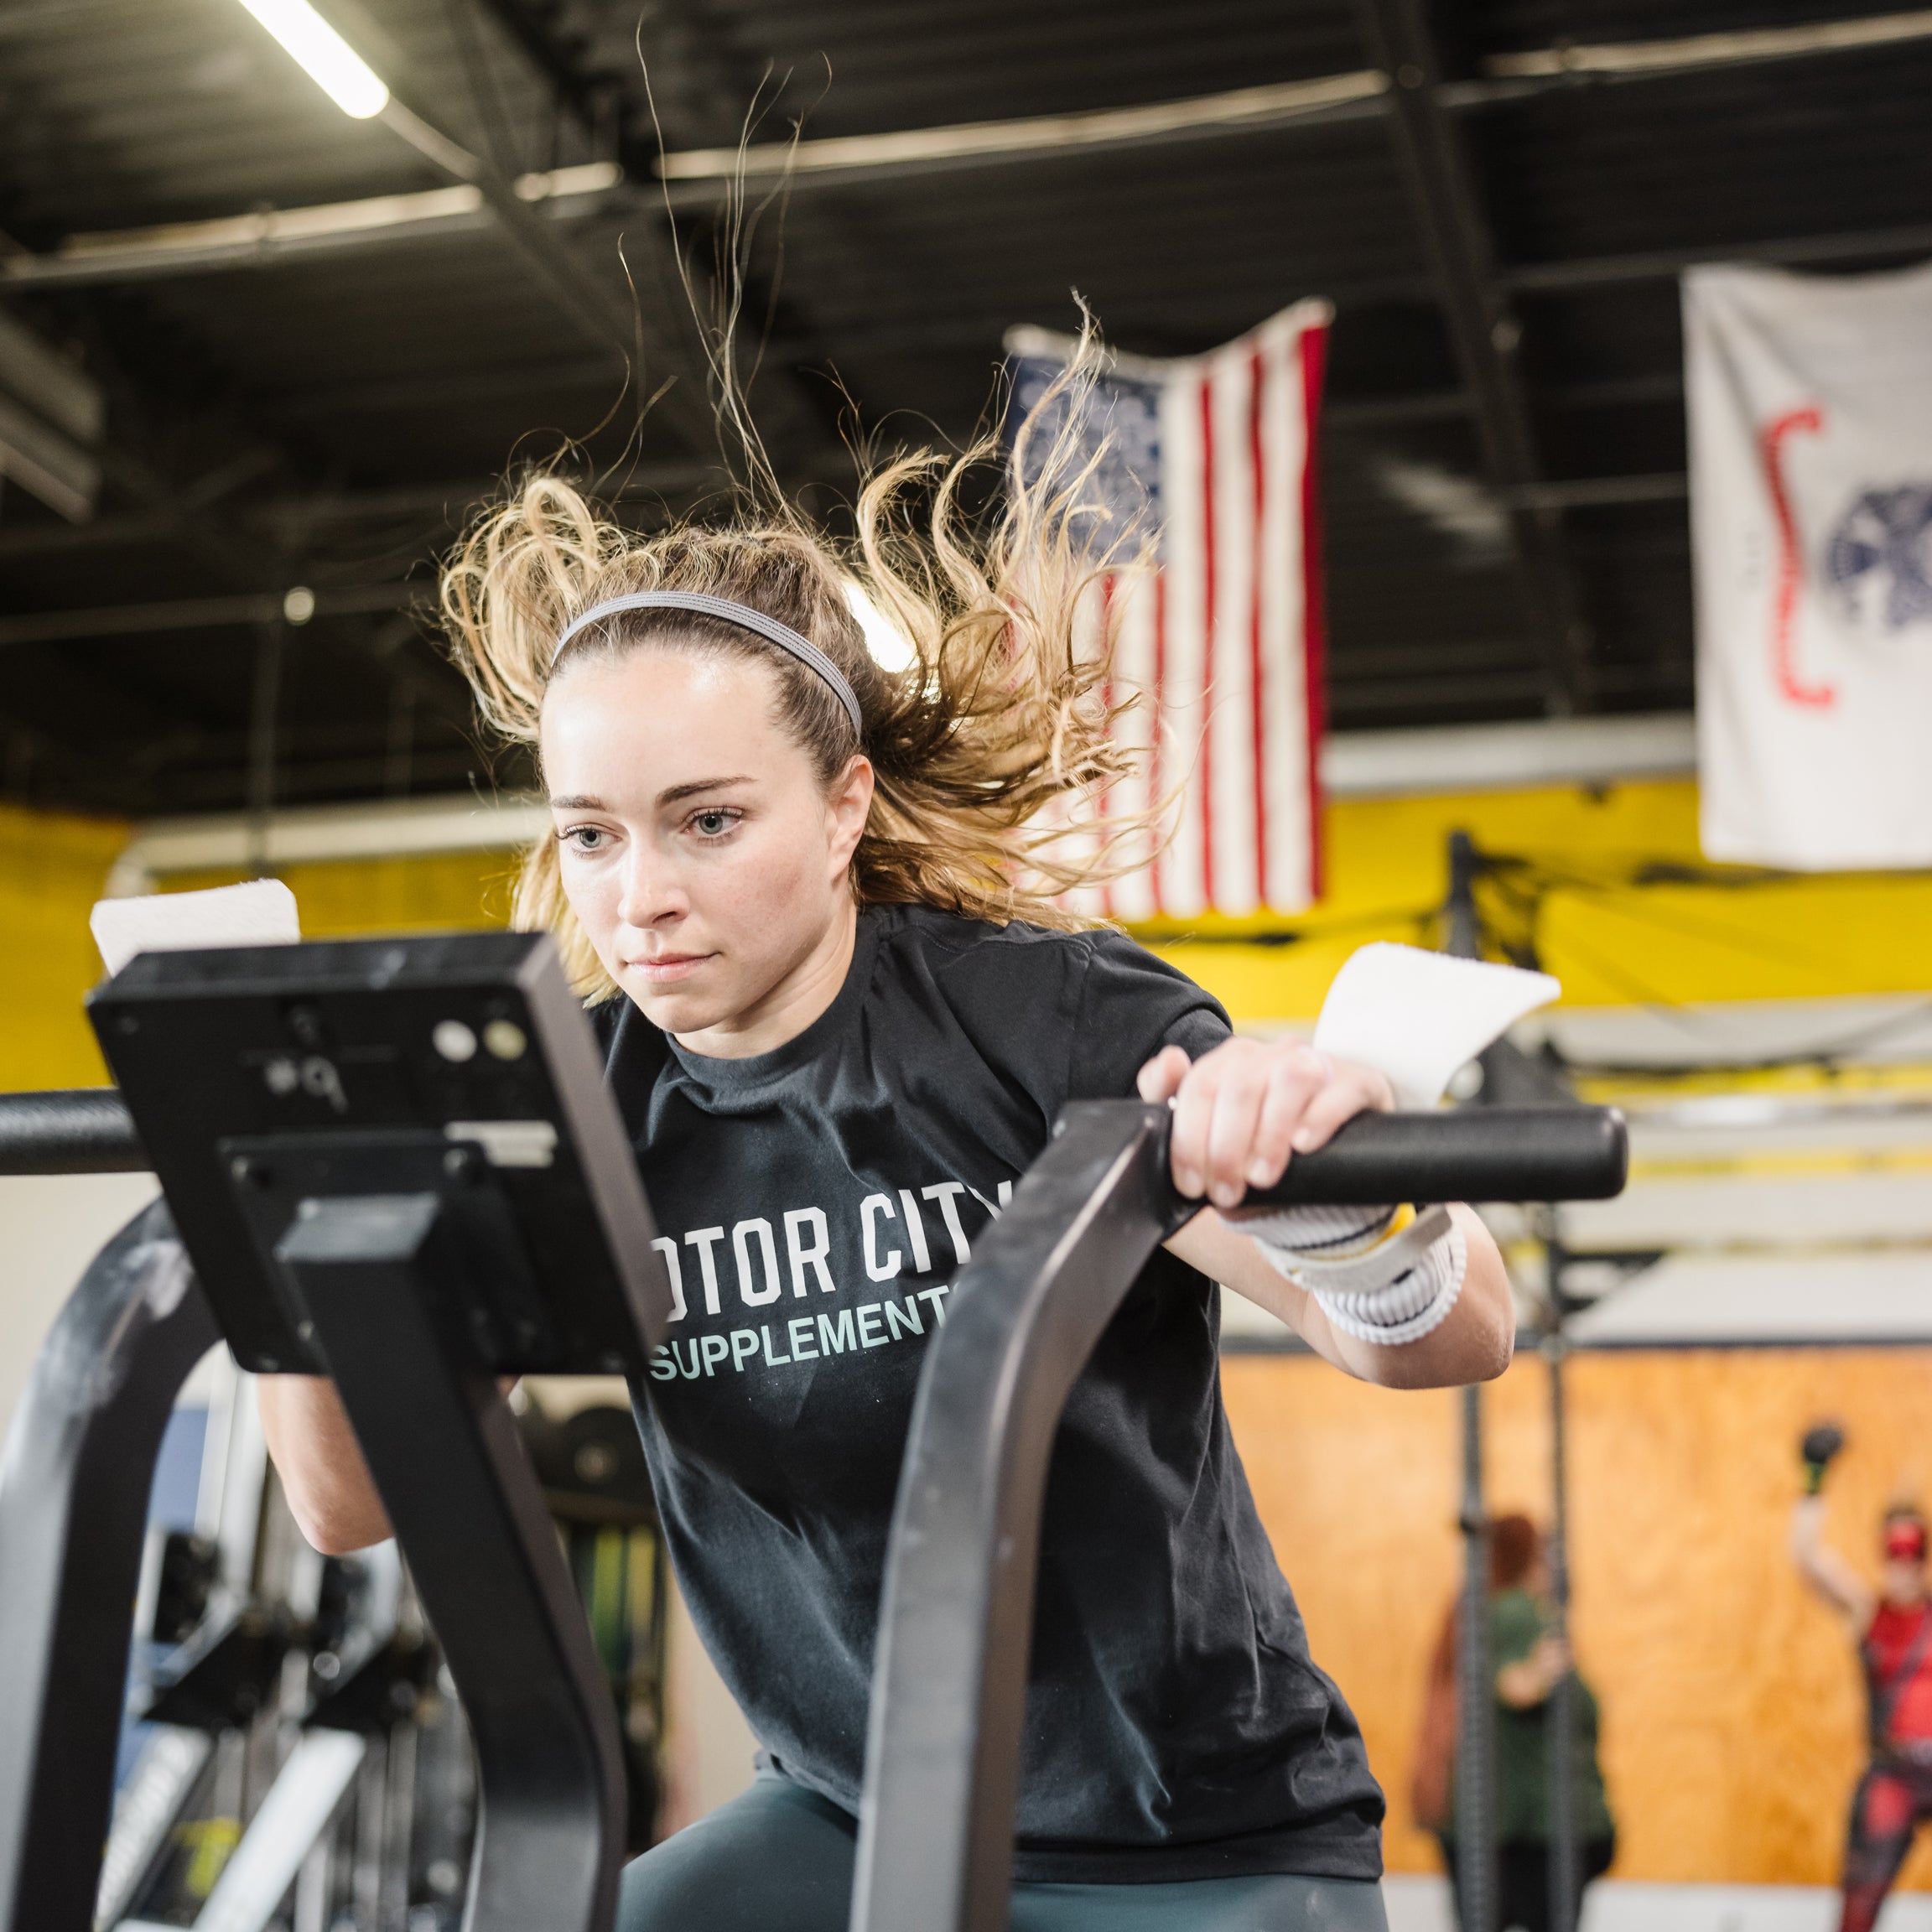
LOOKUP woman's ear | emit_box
[826,755,875,877]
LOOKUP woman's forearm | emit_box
[1789,1495,1875,1626]
[257,1374,392,1555]
[1322,1206,1515,1389]
[1178,1202,1515,1389]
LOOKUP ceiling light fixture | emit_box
[233,0,390,119]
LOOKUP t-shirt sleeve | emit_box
[1067,930,1232,1101]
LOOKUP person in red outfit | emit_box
[1791,1424,1932,1932]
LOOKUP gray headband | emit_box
[551,589,864,738]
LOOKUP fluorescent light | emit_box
[234,0,390,119]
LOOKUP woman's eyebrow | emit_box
[548,793,606,810]
[658,776,755,805]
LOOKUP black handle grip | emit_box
[1217,1104,1628,1210]
[0,1088,1626,1205]
[0,1089,146,1175]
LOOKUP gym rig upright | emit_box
[0,932,1628,1932]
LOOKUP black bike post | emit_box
[1456,1388,1494,1932]
[1446,829,1497,1932]
[1545,1233,1579,1932]
[851,1104,1176,1932]
[273,1178,627,1932]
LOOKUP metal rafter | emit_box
[367,93,722,465]
[467,0,847,486]
[0,336,469,808]
[1352,0,1591,714]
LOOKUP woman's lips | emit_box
[629,952,714,984]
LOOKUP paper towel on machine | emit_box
[1311,943,1559,1109]
[91,879,302,979]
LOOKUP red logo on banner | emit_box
[1759,405,1837,709]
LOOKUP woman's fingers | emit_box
[1202,1058,1274,1208]
[1135,1042,1192,1104]
[1247,1048,1328,1187]
[1167,1052,1222,1198]
[1289,1062,1396,1153]
[1150,1040,1395,1201]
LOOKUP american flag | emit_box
[1005,299,1331,917]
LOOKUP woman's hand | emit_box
[1498,1633,1572,1709]
[1137,1036,1394,1210]
[1149,1036,1514,1389]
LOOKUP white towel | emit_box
[91,879,301,979]
[1312,942,1559,1109]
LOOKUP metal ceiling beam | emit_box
[1502,474,1685,512]
[0,306,103,519]
[656,71,1391,195]
[0,168,622,292]
[468,0,844,484]
[41,195,1931,323]
[1326,659,1687,715]
[1504,221,1932,293]
[263,355,626,420]
[250,465,709,524]
[1351,0,1590,714]
[1326,371,1682,428]
[474,1,640,169]
[647,7,1932,195]
[368,96,719,465]
[0,510,176,559]
[0,314,473,802]
[0,458,1688,566]
[1480,7,1932,81]
[0,582,421,650]
[0,465,714,558]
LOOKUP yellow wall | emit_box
[10,775,1932,1089]
[164,852,520,938]
[15,776,1932,1089]
[0,813,517,1092]
[1148,778,1932,1021]
[1224,1348,1932,1889]
[0,803,132,1090]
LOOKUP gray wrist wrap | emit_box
[1243,1202,1467,1345]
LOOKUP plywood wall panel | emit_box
[1221,1348,1932,1888]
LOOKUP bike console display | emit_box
[90,932,673,1378]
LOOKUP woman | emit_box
[1791,1424,1932,1932]
[259,409,1516,1929]
[1415,1515,1614,1932]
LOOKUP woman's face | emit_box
[542,646,872,1047]
[1884,1555,1928,1605]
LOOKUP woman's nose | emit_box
[615,854,684,928]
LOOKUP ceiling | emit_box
[2,0,1929,818]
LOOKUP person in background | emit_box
[1413,1514,1615,1932]
[1791,1423,1932,1932]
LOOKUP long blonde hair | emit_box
[440,371,1159,999]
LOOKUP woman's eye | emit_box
[561,826,606,851]
[691,809,738,838]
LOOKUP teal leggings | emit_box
[618,1771,1389,1931]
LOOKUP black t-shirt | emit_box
[600,903,1383,1883]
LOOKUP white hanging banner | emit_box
[1686,259,1932,869]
